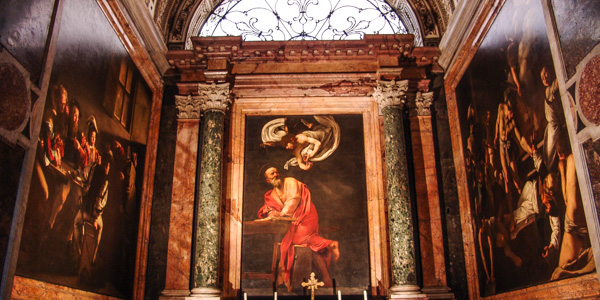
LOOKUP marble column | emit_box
[190,83,232,300]
[161,95,202,299]
[407,92,453,299]
[373,80,423,298]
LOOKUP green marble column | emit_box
[374,80,422,297]
[190,83,232,299]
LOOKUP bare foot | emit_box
[285,279,292,292]
[330,241,340,263]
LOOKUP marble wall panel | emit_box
[550,0,600,80]
[164,120,199,290]
[11,276,120,300]
[0,0,55,83]
[145,98,178,300]
[0,143,26,283]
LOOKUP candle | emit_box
[363,290,368,300]
[274,291,277,300]
[337,290,342,300]
[243,292,247,300]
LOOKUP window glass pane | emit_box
[199,0,408,41]
[121,94,130,127]
[125,67,134,93]
[119,59,128,85]
[114,86,124,121]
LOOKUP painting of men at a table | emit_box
[16,75,146,298]
[242,115,369,296]
[13,2,151,295]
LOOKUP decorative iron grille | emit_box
[199,0,408,41]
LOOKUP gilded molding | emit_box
[409,0,440,39]
[374,80,409,115]
[407,91,434,117]
[175,94,202,119]
[154,0,181,38]
[171,0,197,42]
[197,82,233,112]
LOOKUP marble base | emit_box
[160,289,190,299]
[421,286,454,299]
[188,287,221,300]
[389,284,425,299]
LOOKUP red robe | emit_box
[258,180,332,284]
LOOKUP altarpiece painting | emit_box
[241,114,370,296]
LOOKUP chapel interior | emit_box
[1,0,600,300]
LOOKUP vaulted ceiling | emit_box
[147,0,458,50]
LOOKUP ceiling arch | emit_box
[153,0,455,50]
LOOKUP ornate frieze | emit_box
[407,91,434,117]
[373,80,409,115]
[197,82,232,113]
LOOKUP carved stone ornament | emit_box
[197,82,233,113]
[408,91,434,117]
[373,80,409,115]
[175,94,202,119]
[0,50,32,147]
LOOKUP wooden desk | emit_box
[243,218,293,235]
[242,218,293,286]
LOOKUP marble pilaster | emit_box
[190,83,232,300]
[373,80,422,298]
[408,92,453,299]
[161,95,202,298]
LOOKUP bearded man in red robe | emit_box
[258,166,340,291]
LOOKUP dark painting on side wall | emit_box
[15,0,151,297]
[455,0,595,296]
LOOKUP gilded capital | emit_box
[408,91,434,117]
[373,80,409,115]
[197,82,233,113]
[175,94,202,119]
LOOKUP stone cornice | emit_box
[166,35,442,79]
[407,91,434,117]
[374,80,409,115]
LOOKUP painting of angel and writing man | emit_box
[455,0,595,296]
[242,114,370,296]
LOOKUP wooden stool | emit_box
[290,246,313,289]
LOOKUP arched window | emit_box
[196,0,422,45]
